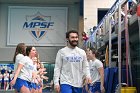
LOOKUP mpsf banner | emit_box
[7,6,67,46]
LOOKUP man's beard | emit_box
[69,40,78,47]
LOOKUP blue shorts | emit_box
[30,83,37,90]
[13,78,31,92]
[82,84,91,93]
[36,84,41,89]
[83,82,101,93]
[91,82,101,93]
[60,84,82,93]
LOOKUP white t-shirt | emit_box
[4,73,9,81]
[14,54,24,72]
[53,46,90,87]
[89,59,103,83]
[18,56,34,82]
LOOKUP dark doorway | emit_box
[98,9,108,24]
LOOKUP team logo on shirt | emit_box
[23,12,54,41]
[65,54,83,62]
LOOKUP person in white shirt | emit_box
[13,43,26,73]
[86,48,105,93]
[11,43,26,93]
[37,61,47,93]
[53,30,91,93]
[31,56,38,93]
[3,70,9,90]
[31,56,45,93]
[10,46,37,93]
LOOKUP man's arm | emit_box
[82,51,91,83]
[53,50,63,93]
[53,50,63,84]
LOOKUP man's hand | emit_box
[54,84,60,93]
[85,77,92,84]
[101,85,105,93]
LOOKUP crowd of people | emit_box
[5,30,105,93]
[8,43,48,93]
[0,69,14,90]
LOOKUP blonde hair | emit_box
[40,63,44,68]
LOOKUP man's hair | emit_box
[66,30,79,38]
